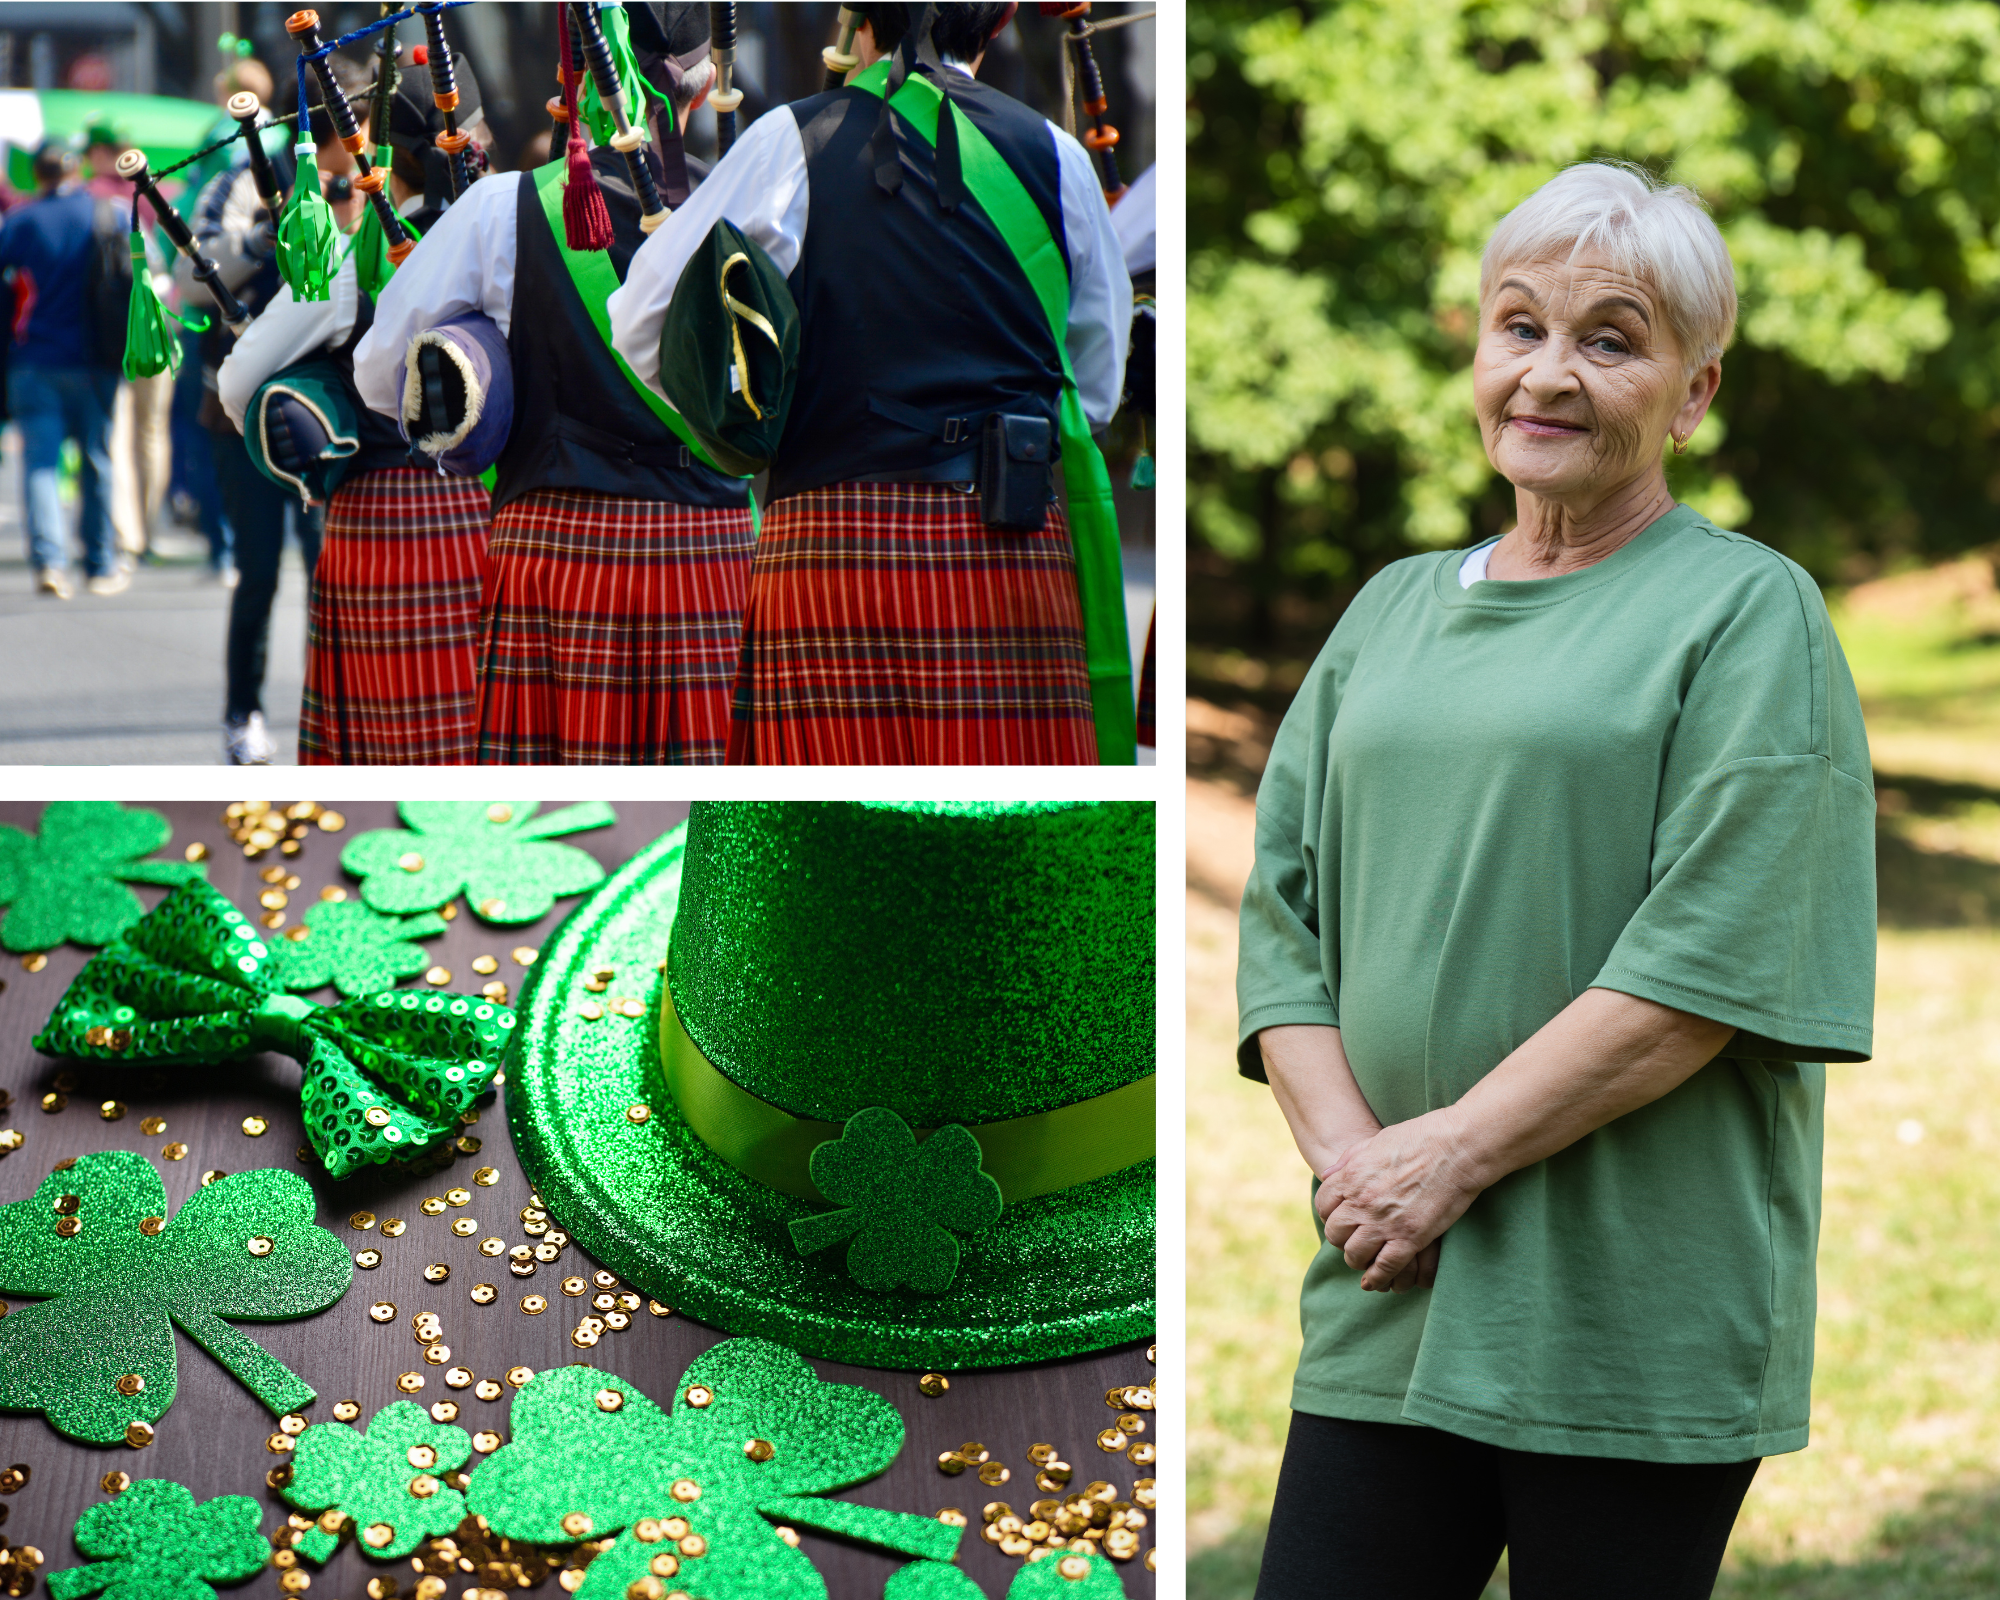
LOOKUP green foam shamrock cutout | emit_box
[46,1478,268,1600]
[885,1562,984,1600]
[789,1107,1003,1294]
[0,801,205,953]
[36,879,511,1181]
[265,899,449,999]
[0,1150,353,1445]
[283,1400,473,1562]
[342,801,617,925]
[467,1338,960,1600]
[1006,1549,1128,1597]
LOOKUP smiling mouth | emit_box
[1507,415,1589,437]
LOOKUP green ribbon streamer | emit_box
[350,152,424,299]
[33,879,511,1180]
[660,981,1155,1205]
[278,143,339,303]
[853,61,1138,765]
[580,1,670,144]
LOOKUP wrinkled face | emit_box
[1474,246,1705,504]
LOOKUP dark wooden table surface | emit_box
[0,800,1158,1600]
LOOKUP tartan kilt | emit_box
[298,467,492,766]
[474,488,755,765]
[727,481,1097,766]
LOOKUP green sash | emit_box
[530,161,759,532]
[852,61,1138,764]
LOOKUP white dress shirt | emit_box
[606,78,1131,429]
[216,248,361,431]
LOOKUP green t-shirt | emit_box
[1236,505,1876,1465]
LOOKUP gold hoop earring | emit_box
[1671,434,1689,456]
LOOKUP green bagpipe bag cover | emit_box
[655,218,801,478]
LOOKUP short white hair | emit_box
[1480,161,1737,370]
[671,57,715,114]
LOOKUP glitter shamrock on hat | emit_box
[33,879,509,1180]
[0,1151,352,1446]
[341,801,616,925]
[265,899,449,1000]
[788,1107,1002,1293]
[45,1478,268,1600]
[282,1400,473,1561]
[0,801,206,953]
[465,1340,959,1599]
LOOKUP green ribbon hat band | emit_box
[660,982,1155,1205]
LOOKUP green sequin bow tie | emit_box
[33,880,512,1180]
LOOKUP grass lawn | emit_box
[1187,556,2000,1599]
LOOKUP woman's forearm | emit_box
[1439,986,1737,1189]
[1257,1024,1383,1176]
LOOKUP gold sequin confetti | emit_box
[475,1379,502,1402]
[571,1325,599,1350]
[507,1366,534,1388]
[55,1216,82,1238]
[241,1116,267,1137]
[184,842,210,863]
[1029,1444,1058,1465]
[469,1284,498,1307]
[479,897,508,919]
[397,1373,425,1393]
[201,1169,228,1187]
[594,1389,624,1414]
[0,1465,27,1493]
[521,1294,549,1315]
[473,1165,499,1186]
[41,1093,65,1113]
[669,1479,700,1504]
[355,1249,382,1269]
[413,1314,443,1343]
[425,967,451,987]
[744,1439,776,1463]
[450,1218,478,1238]
[439,902,457,921]
[480,1237,506,1257]
[423,1263,450,1284]
[261,910,286,930]
[430,1401,459,1423]
[139,1116,166,1136]
[1128,1442,1155,1466]
[266,1433,295,1454]
[445,1367,474,1389]
[139,1216,164,1236]
[471,955,499,976]
[267,1465,292,1490]
[351,1212,377,1231]
[22,953,47,973]
[625,1104,651,1124]
[1116,1412,1146,1435]
[979,1463,1012,1486]
[0,1130,22,1153]
[559,1276,587,1297]
[125,1420,154,1448]
[446,1187,471,1207]
[247,1236,274,1257]
[380,1217,407,1237]
[577,1000,605,1022]
[99,1100,125,1121]
[260,889,288,911]
[937,1508,968,1528]
[100,1470,131,1494]
[420,1197,447,1217]
[422,1343,452,1367]
[918,1372,950,1397]
[333,1401,361,1422]
[603,1309,631,1332]
[473,1430,502,1453]
[534,1242,561,1263]
[481,981,511,1005]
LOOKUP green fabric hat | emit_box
[655,218,800,477]
[505,801,1155,1370]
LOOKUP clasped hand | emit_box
[1316,1109,1486,1294]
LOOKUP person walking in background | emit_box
[180,60,373,764]
[0,139,125,600]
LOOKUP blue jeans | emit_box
[169,332,230,569]
[214,426,320,721]
[8,364,118,577]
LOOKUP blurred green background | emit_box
[1187,4,2000,1596]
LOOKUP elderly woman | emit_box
[1238,162,1876,1600]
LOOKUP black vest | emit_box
[492,146,747,516]
[773,72,1070,502]
[327,203,449,479]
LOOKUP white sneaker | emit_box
[84,568,132,597]
[225,712,277,766]
[35,567,73,600]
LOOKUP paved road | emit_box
[0,429,1157,766]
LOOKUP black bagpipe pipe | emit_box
[708,3,743,157]
[416,2,474,199]
[285,7,417,264]
[112,149,251,331]
[823,5,862,91]
[569,2,671,233]
[1040,2,1125,202]
[225,92,288,222]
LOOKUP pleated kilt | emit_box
[298,467,492,766]
[474,488,755,765]
[726,481,1097,766]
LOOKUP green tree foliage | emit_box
[1190,0,2000,646]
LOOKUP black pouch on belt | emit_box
[978,413,1054,532]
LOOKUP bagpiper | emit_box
[610,1,1135,765]
[354,2,754,766]
[219,19,496,766]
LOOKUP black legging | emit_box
[1255,1412,1759,1600]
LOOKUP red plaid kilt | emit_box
[298,468,492,766]
[727,482,1097,766]
[474,488,755,764]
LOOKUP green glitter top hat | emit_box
[505,801,1155,1370]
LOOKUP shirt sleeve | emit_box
[1048,120,1131,429]
[216,248,358,432]
[609,106,810,404]
[351,172,519,421]
[1591,553,1877,1062]
[1235,575,1402,1079]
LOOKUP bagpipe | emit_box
[1040,1,1155,205]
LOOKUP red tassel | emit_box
[559,4,612,251]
